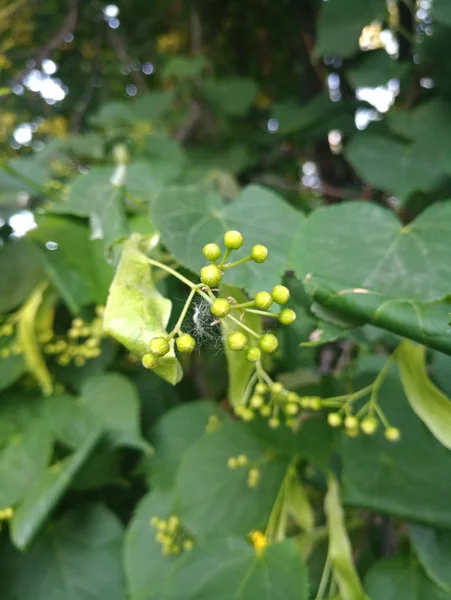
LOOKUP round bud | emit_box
[245,347,261,363]
[268,417,280,429]
[251,244,268,263]
[259,333,279,354]
[361,417,378,435]
[278,309,296,325]
[285,403,299,415]
[327,412,342,428]
[344,415,359,430]
[271,382,284,395]
[287,391,299,403]
[255,383,268,395]
[309,397,322,411]
[227,331,247,351]
[176,333,196,354]
[346,427,359,438]
[224,230,244,250]
[385,426,401,442]
[202,243,222,261]
[271,285,290,305]
[142,353,158,369]
[200,264,223,287]
[149,336,170,357]
[260,404,271,417]
[211,298,231,318]
[255,291,273,310]
[241,408,255,422]
[250,394,264,408]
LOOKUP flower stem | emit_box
[244,308,277,318]
[222,255,252,270]
[167,288,196,339]
[233,300,256,310]
[218,248,231,268]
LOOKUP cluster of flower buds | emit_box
[150,514,194,556]
[142,330,197,370]
[235,379,322,430]
[327,410,400,441]
[226,454,261,488]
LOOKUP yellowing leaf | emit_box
[104,234,182,385]
[17,282,53,396]
[396,340,451,450]
[325,474,369,600]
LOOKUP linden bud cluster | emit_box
[142,332,197,370]
[327,410,400,442]
[150,514,194,556]
[226,454,261,488]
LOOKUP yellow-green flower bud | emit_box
[142,353,158,369]
[149,336,170,357]
[271,285,290,305]
[385,426,400,441]
[224,230,244,250]
[260,404,271,417]
[251,244,268,263]
[227,331,247,351]
[361,417,378,435]
[245,347,261,363]
[259,333,279,354]
[285,403,299,415]
[211,298,231,318]
[344,415,359,430]
[176,333,196,353]
[278,309,296,325]
[255,383,268,394]
[268,416,280,429]
[200,264,223,287]
[255,291,273,310]
[327,412,342,428]
[271,382,284,395]
[202,243,222,261]
[250,394,264,408]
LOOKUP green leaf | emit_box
[166,537,309,600]
[409,524,451,592]
[17,282,53,396]
[293,201,451,354]
[11,430,100,549]
[54,166,128,250]
[44,393,100,449]
[162,55,207,79]
[325,474,369,600]
[30,215,114,313]
[80,373,148,450]
[364,556,451,600]
[345,133,444,199]
[125,161,182,202]
[202,77,259,116]
[0,421,53,509]
[0,238,43,314]
[152,184,303,296]
[396,340,451,450]
[0,504,126,600]
[131,90,174,121]
[103,234,182,385]
[221,284,262,407]
[150,400,222,490]
[315,0,387,58]
[124,489,177,600]
[174,420,289,536]
[0,337,26,391]
[271,96,345,136]
[341,371,451,528]
[347,50,409,88]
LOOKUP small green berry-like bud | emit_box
[260,404,271,417]
[260,333,279,354]
[149,336,170,357]
[142,353,158,369]
[255,291,273,310]
[211,298,231,318]
[227,331,247,351]
[250,394,264,408]
[309,396,322,411]
[241,408,255,421]
[251,244,268,263]
[361,417,378,435]
[176,333,196,353]
[245,347,261,363]
[287,392,299,403]
[327,412,342,428]
[285,403,299,415]
[202,243,222,261]
[224,230,244,250]
[278,309,296,325]
[200,264,223,287]
[271,382,284,395]
[268,416,280,429]
[271,285,290,305]
[344,415,359,430]
[385,426,400,442]
[255,383,268,395]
